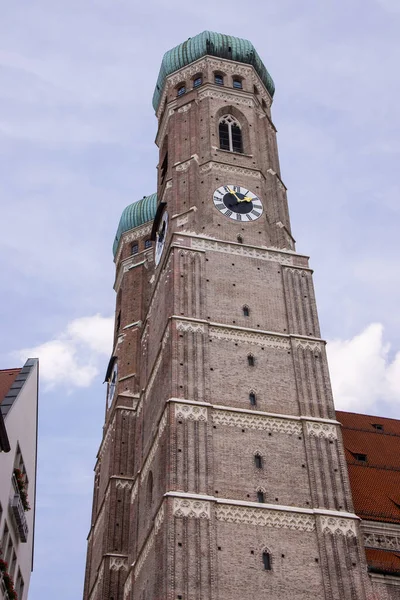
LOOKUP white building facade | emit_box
[0,359,38,600]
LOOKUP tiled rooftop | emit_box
[0,368,21,404]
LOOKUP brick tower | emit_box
[83,32,376,600]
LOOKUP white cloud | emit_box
[327,323,400,413]
[17,314,113,389]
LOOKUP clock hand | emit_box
[237,196,253,203]
[228,187,241,203]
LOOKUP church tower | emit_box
[83,32,375,600]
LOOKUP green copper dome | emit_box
[113,193,157,256]
[152,31,275,112]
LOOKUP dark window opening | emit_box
[131,243,139,255]
[231,125,243,153]
[253,85,259,95]
[219,122,230,150]
[248,355,255,367]
[372,423,384,431]
[237,235,243,244]
[147,471,153,506]
[219,115,243,153]
[177,85,186,97]
[215,74,224,85]
[354,453,367,462]
[243,306,250,317]
[263,552,272,570]
[257,491,265,503]
[116,311,121,332]
[193,76,202,88]
[160,151,168,184]
[233,79,242,89]
[254,454,262,469]
[249,392,256,406]
[144,239,152,249]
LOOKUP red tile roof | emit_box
[336,411,400,524]
[0,368,21,404]
[365,548,400,575]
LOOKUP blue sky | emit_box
[1,1,400,598]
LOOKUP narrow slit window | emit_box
[233,79,242,89]
[262,551,272,570]
[237,235,243,244]
[354,453,367,462]
[160,151,168,184]
[254,454,262,469]
[257,491,265,503]
[243,306,250,317]
[249,392,256,406]
[248,355,255,367]
[372,423,384,431]
[219,115,243,153]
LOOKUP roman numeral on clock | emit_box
[246,214,254,221]
[251,209,261,217]
[233,185,240,192]
[215,203,225,211]
[236,213,242,221]
[224,209,233,217]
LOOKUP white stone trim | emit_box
[173,498,211,519]
[319,516,357,537]
[176,320,205,334]
[306,421,338,441]
[115,478,133,490]
[109,556,129,571]
[88,563,104,600]
[174,403,208,422]
[199,161,262,179]
[114,223,153,264]
[216,504,315,531]
[209,325,290,349]
[123,320,143,330]
[212,409,302,435]
[98,416,116,459]
[123,575,132,600]
[198,87,254,107]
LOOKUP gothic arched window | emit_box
[219,115,243,153]
[249,391,256,406]
[262,550,272,570]
[248,354,255,367]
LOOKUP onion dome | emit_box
[152,30,275,112]
[113,193,157,257]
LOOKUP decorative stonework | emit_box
[115,479,133,490]
[190,237,294,265]
[167,59,208,88]
[364,532,400,551]
[198,88,254,107]
[173,498,211,519]
[319,516,357,537]
[115,223,153,263]
[174,403,208,422]
[216,504,315,532]
[134,504,165,578]
[141,410,168,481]
[131,478,139,504]
[176,320,205,334]
[109,556,129,571]
[199,161,262,179]
[212,410,301,435]
[177,214,189,226]
[209,326,290,350]
[177,103,192,113]
[306,421,338,440]
[293,338,324,353]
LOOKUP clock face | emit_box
[155,211,168,266]
[213,185,263,221]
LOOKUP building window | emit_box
[147,471,153,506]
[193,76,202,88]
[254,454,262,469]
[243,306,250,317]
[372,423,384,431]
[253,85,259,95]
[177,85,186,97]
[237,235,243,244]
[233,79,242,89]
[215,73,224,85]
[262,551,272,571]
[219,115,243,153]
[160,150,168,184]
[248,354,255,367]
[144,239,152,249]
[116,311,121,332]
[10,550,17,578]
[354,453,367,462]
[257,491,265,503]
[131,243,139,255]
[249,392,256,406]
